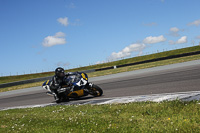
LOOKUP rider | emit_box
[46,67,78,101]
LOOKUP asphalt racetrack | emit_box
[0,60,200,109]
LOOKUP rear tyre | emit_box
[90,85,103,97]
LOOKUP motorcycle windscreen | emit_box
[66,75,81,83]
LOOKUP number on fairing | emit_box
[76,78,87,86]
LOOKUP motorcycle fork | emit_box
[86,82,94,89]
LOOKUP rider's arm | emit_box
[65,72,78,76]
[49,76,60,90]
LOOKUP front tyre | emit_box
[56,96,69,103]
[89,85,103,97]
[56,92,69,103]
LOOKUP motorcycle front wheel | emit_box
[89,85,103,97]
[56,92,69,103]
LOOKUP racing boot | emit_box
[53,93,59,101]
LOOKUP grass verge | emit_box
[0,100,200,132]
[0,81,44,93]
[87,53,200,77]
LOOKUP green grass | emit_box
[0,100,200,132]
[1,45,200,84]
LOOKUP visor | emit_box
[58,72,65,77]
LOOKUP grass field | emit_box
[0,100,199,132]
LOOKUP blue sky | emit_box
[0,0,200,76]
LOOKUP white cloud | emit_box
[168,40,174,45]
[55,32,65,37]
[170,27,179,32]
[57,17,69,27]
[169,27,181,37]
[143,35,166,44]
[169,36,187,44]
[196,35,200,39]
[96,61,105,64]
[70,3,76,8]
[143,22,157,27]
[109,43,146,60]
[42,32,66,47]
[168,27,184,37]
[188,19,200,26]
[66,2,76,9]
[57,61,70,67]
[177,36,187,44]
[71,19,81,26]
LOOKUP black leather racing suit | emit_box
[49,72,78,96]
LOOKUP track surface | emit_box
[0,60,200,109]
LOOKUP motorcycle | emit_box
[42,72,103,103]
